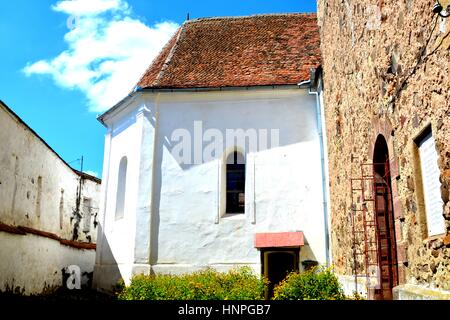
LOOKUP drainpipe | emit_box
[298,76,332,267]
[149,92,161,266]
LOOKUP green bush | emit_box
[117,267,267,300]
[348,291,365,300]
[272,266,346,300]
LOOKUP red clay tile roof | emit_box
[137,13,321,89]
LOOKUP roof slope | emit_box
[137,13,321,89]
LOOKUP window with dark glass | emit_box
[226,151,245,213]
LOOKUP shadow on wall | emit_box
[299,236,319,272]
[147,98,318,171]
[92,224,121,294]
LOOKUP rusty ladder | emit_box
[350,162,396,300]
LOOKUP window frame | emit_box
[225,150,246,214]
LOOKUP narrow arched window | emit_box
[115,156,128,220]
[226,151,245,214]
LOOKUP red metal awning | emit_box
[254,232,304,248]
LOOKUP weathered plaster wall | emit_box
[0,103,101,295]
[94,88,329,291]
[318,0,450,294]
[0,232,96,295]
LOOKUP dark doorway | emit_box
[372,135,398,300]
[261,248,299,299]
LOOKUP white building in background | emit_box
[0,100,101,295]
[93,13,331,294]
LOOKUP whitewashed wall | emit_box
[94,88,327,291]
[0,104,100,295]
[0,233,96,295]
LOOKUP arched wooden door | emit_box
[373,135,398,300]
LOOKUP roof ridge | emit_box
[185,12,316,23]
[153,26,185,87]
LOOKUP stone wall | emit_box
[317,0,450,293]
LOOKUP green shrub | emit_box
[348,291,365,300]
[117,267,267,300]
[272,266,345,300]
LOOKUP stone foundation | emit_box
[393,284,450,300]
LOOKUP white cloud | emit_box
[24,0,179,113]
[52,0,129,17]
[24,60,54,74]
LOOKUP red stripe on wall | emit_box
[0,221,96,250]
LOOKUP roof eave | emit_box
[97,82,311,127]
[97,92,137,127]
[140,83,308,92]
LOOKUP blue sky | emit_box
[0,0,317,177]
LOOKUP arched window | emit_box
[115,156,128,220]
[226,151,245,214]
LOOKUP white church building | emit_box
[93,13,331,293]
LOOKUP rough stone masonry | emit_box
[317,0,450,294]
